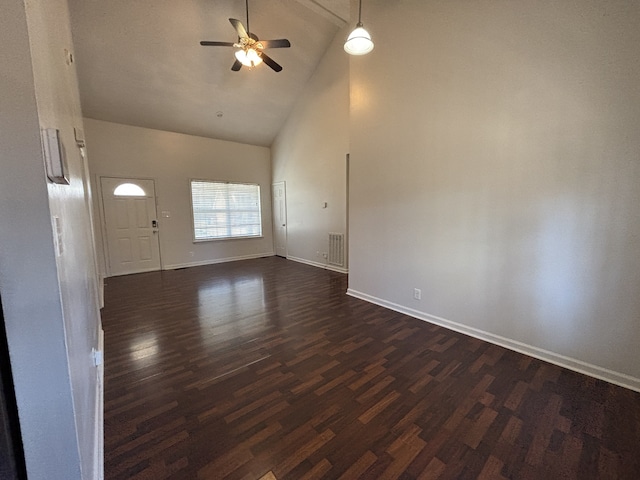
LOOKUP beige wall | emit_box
[348,0,640,388]
[271,29,350,271]
[0,0,102,478]
[84,118,274,274]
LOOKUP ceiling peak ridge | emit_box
[293,0,348,27]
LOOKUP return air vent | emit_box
[328,233,345,267]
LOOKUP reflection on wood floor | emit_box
[102,256,640,479]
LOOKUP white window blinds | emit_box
[190,180,262,241]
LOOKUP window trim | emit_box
[189,178,264,243]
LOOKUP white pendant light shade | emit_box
[235,48,263,67]
[345,0,374,56]
[344,24,374,55]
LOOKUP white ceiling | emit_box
[68,0,350,147]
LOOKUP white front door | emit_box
[100,177,161,276]
[272,182,287,257]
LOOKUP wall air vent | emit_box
[328,233,345,267]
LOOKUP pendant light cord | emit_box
[358,0,362,24]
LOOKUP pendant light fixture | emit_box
[344,0,374,55]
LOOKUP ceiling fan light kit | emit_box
[345,0,374,56]
[235,48,262,67]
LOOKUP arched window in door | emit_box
[113,183,146,197]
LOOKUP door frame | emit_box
[272,181,287,258]
[97,175,162,277]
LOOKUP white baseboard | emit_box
[287,255,348,274]
[346,289,640,393]
[163,252,275,270]
[94,328,104,480]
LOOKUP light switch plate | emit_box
[74,127,85,148]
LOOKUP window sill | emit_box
[193,235,264,243]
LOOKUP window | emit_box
[190,180,262,241]
[113,183,146,196]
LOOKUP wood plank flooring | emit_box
[102,257,640,479]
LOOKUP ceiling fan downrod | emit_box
[245,0,250,36]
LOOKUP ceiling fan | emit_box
[200,0,291,72]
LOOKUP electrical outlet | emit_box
[413,288,421,300]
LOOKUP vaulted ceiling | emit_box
[68,0,350,147]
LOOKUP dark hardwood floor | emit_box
[102,257,640,479]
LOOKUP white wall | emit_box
[348,0,640,389]
[84,118,274,274]
[271,28,350,271]
[0,0,102,478]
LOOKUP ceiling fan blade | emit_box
[200,41,236,47]
[231,59,243,71]
[257,39,291,49]
[260,52,283,72]
[229,18,248,39]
